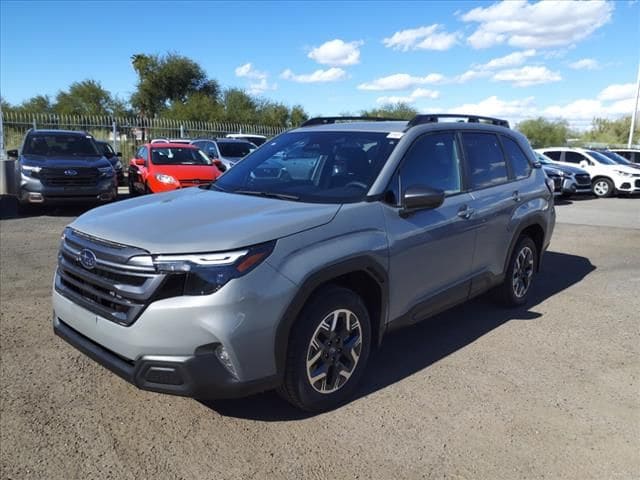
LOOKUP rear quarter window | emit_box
[501,136,531,179]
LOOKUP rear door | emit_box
[461,132,519,292]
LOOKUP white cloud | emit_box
[234,63,276,94]
[358,73,445,91]
[492,66,562,87]
[376,88,440,104]
[383,24,459,51]
[280,67,347,83]
[597,82,635,101]
[448,95,537,120]
[461,0,613,49]
[479,49,537,70]
[308,39,363,66]
[569,58,600,70]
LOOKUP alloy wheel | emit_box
[593,180,609,196]
[306,309,362,394]
[512,246,534,298]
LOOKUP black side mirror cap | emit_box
[400,185,445,217]
[7,149,19,159]
[116,152,122,157]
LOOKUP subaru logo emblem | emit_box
[79,249,97,270]
[64,169,78,176]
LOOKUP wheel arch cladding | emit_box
[508,221,546,272]
[274,257,388,378]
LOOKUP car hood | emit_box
[606,164,640,174]
[151,164,219,181]
[546,163,588,175]
[21,154,110,168]
[70,187,341,254]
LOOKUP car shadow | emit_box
[0,192,132,220]
[202,251,596,421]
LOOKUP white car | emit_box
[536,147,640,197]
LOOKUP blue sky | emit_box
[1,0,638,128]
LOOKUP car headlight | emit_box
[614,170,632,177]
[21,165,42,177]
[129,241,275,295]
[98,166,115,177]
[155,173,178,184]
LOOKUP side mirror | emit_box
[213,159,226,172]
[116,152,122,157]
[7,149,18,159]
[579,160,589,168]
[133,158,145,167]
[400,185,445,217]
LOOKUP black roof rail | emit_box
[407,114,510,129]
[300,116,404,127]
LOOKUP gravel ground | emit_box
[1,195,639,479]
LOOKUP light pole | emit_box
[629,64,640,148]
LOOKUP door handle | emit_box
[457,205,475,219]
[512,191,522,202]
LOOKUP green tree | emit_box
[130,53,221,117]
[8,95,55,115]
[55,79,115,116]
[582,116,636,144]
[516,117,570,148]
[289,105,308,127]
[222,88,258,124]
[360,102,418,120]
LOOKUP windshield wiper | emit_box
[233,190,300,201]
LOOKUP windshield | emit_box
[23,133,100,157]
[151,147,212,165]
[586,150,617,165]
[535,152,552,164]
[213,131,400,203]
[96,142,115,157]
[218,142,255,158]
[598,150,630,165]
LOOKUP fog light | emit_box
[215,345,238,378]
[28,192,44,203]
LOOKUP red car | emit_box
[128,143,222,195]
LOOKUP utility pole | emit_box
[629,64,640,148]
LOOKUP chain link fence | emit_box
[1,111,287,158]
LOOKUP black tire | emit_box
[278,286,371,412]
[16,200,36,216]
[497,236,538,307]
[128,176,139,197]
[592,177,614,198]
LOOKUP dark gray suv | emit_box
[53,114,555,411]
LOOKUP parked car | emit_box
[225,133,267,146]
[127,142,222,195]
[595,149,640,170]
[190,138,257,170]
[536,147,640,197]
[534,152,591,197]
[610,148,640,164]
[150,138,191,145]
[53,114,555,412]
[94,140,125,184]
[7,129,117,213]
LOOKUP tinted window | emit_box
[218,141,255,158]
[23,133,100,156]
[461,133,508,189]
[544,150,562,161]
[586,150,617,165]
[151,148,211,165]
[399,132,462,195]
[97,142,115,157]
[214,131,400,203]
[137,147,148,160]
[564,151,587,164]
[501,136,531,179]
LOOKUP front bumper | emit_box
[53,317,276,398]
[562,178,592,195]
[614,177,640,194]
[19,175,117,204]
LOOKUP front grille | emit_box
[55,229,166,326]
[41,167,99,187]
[179,179,207,187]
[575,174,591,185]
[635,179,640,188]
[553,177,562,190]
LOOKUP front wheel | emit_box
[592,178,614,197]
[497,236,538,307]
[278,286,371,412]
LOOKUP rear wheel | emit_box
[497,236,538,307]
[592,177,614,197]
[278,286,371,412]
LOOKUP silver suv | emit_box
[53,114,555,412]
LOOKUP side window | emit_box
[461,132,508,189]
[138,147,148,161]
[135,146,144,158]
[501,136,531,179]
[544,150,562,161]
[398,132,462,196]
[564,151,586,164]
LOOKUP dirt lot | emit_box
[1,195,639,480]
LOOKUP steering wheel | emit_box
[344,181,368,190]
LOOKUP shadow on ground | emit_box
[203,250,596,421]
[0,193,132,220]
